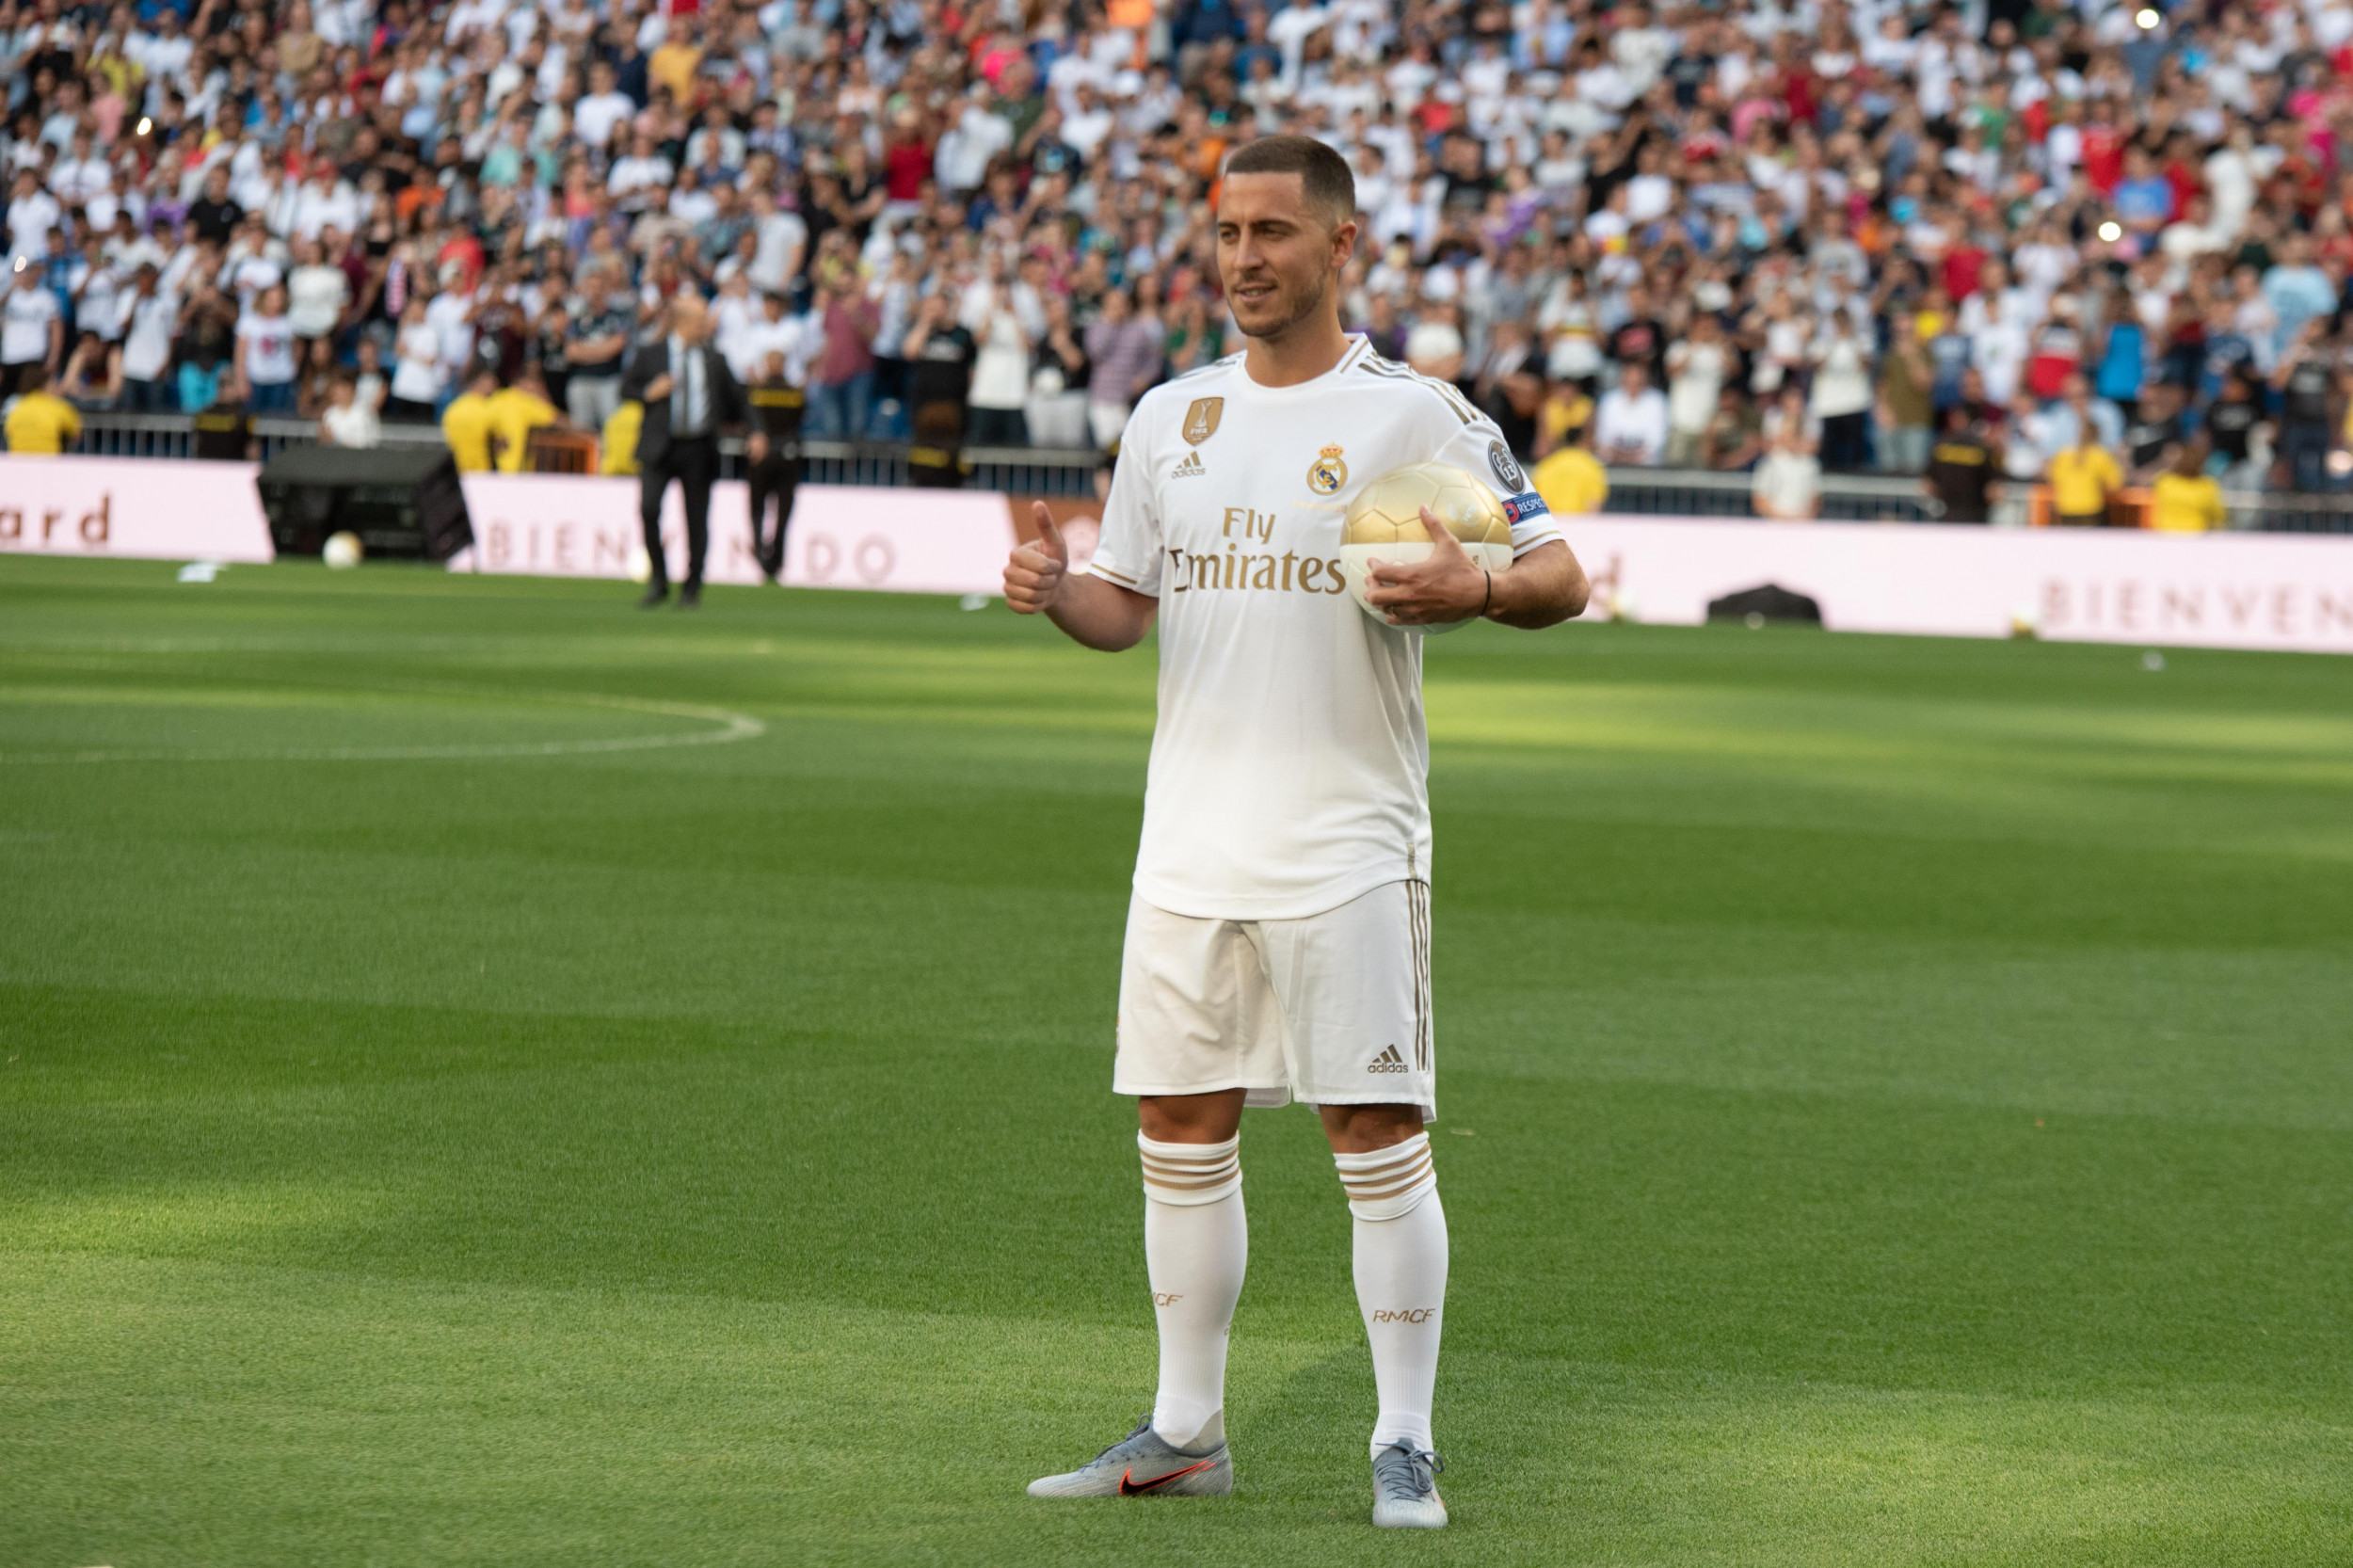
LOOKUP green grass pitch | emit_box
[3,552,2348,1567]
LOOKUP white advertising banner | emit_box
[6,457,2346,656]
[1561,517,2353,655]
[0,455,274,563]
[456,475,1016,596]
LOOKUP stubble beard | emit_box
[1232,265,1332,344]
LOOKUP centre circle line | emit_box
[0,689,765,765]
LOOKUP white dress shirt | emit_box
[668,335,710,438]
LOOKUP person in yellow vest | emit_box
[600,399,643,475]
[1535,380,1594,457]
[1529,422,1609,516]
[2045,391,2124,527]
[4,365,81,453]
[440,365,501,472]
[487,365,564,472]
[2149,438,2227,533]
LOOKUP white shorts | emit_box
[1112,879,1435,1121]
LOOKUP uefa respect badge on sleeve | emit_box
[1501,491,1551,525]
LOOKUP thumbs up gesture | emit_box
[1004,500,1069,615]
[1365,505,1490,625]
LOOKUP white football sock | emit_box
[1139,1133,1246,1452]
[1335,1134,1447,1457]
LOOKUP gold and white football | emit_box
[1339,461,1515,633]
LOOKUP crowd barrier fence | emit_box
[66,411,1105,496]
[54,411,2353,532]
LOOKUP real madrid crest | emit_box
[1182,396,1223,445]
[1306,443,1349,495]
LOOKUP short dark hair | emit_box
[1222,136,1356,227]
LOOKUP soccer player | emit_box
[1004,136,1590,1530]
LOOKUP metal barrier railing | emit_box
[1599,467,2353,534]
[1600,466,1940,522]
[2222,493,2353,533]
[799,440,1100,495]
[51,413,2353,530]
[69,412,1104,495]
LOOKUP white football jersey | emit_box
[1087,334,1564,920]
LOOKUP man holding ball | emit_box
[1006,136,1588,1528]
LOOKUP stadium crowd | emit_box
[6,0,2353,520]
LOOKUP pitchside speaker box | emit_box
[257,446,473,562]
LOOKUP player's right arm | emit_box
[1007,401,1163,649]
[1004,502,1157,650]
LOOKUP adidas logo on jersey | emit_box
[1171,450,1207,479]
[1369,1045,1410,1074]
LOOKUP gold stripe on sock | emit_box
[1143,1167,1239,1187]
[1140,1153,1239,1176]
[1340,1154,1433,1198]
[1338,1141,1430,1178]
[1144,1174,1240,1193]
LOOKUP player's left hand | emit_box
[1365,507,1491,625]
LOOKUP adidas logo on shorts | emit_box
[1368,1045,1409,1074]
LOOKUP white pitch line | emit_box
[0,694,764,765]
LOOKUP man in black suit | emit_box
[620,296,763,608]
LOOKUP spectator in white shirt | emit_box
[572,61,636,151]
[1664,315,1730,465]
[1403,299,1466,383]
[113,264,179,411]
[1752,423,1823,520]
[290,161,360,242]
[2,264,62,394]
[964,278,1033,447]
[319,368,381,447]
[735,290,814,389]
[386,296,445,421]
[67,236,121,344]
[1594,361,1671,466]
[2160,194,2232,272]
[232,283,300,413]
[7,168,61,264]
[744,186,807,295]
[224,214,286,306]
[285,236,348,345]
[50,130,113,225]
[606,131,676,213]
[103,212,168,277]
[1808,311,1876,471]
[711,270,762,378]
[1061,84,1116,160]
[425,281,477,395]
[935,86,1014,193]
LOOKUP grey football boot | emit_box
[1370,1438,1448,1528]
[1027,1414,1234,1498]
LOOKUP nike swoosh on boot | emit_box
[1118,1460,1215,1496]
